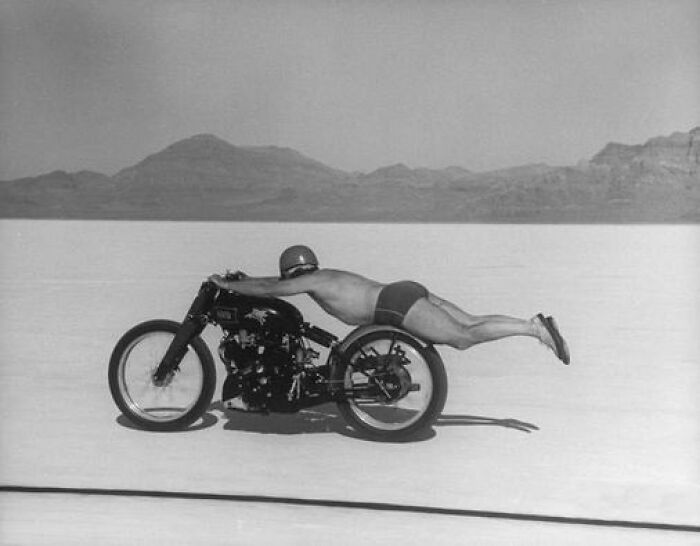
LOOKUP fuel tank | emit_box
[212,291,304,334]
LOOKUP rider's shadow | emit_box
[211,402,538,440]
[116,407,537,439]
[436,414,539,433]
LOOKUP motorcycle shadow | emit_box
[213,405,539,440]
[115,408,538,439]
[211,401,438,443]
[116,411,219,432]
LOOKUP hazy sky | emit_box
[1,0,698,179]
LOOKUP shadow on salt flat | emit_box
[114,403,539,440]
[437,414,539,433]
[116,411,220,432]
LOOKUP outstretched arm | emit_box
[208,273,312,298]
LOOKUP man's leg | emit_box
[427,293,478,324]
[428,292,533,331]
[403,298,538,350]
[404,296,566,360]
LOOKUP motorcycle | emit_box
[108,273,448,440]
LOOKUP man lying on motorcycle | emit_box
[208,245,570,364]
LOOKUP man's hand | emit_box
[225,270,248,281]
[209,270,248,289]
[208,274,227,288]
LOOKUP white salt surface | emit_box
[2,493,699,546]
[1,220,698,542]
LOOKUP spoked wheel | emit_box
[334,329,447,441]
[108,320,216,431]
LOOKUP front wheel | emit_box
[333,328,448,441]
[108,319,216,431]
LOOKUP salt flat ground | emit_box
[1,220,698,544]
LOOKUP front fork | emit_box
[152,314,207,383]
[153,281,217,383]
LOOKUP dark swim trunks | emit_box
[374,281,428,327]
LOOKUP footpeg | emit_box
[223,397,248,411]
[223,396,266,413]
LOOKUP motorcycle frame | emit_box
[153,280,439,406]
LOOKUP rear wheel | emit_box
[334,330,447,441]
[108,320,216,431]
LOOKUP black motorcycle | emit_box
[108,274,448,440]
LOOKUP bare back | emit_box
[305,269,384,325]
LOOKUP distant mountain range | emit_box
[1,128,699,222]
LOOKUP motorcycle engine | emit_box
[219,328,318,412]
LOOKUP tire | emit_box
[108,319,216,431]
[333,329,448,441]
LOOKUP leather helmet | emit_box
[279,245,319,279]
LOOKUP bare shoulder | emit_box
[312,269,382,291]
[315,268,371,283]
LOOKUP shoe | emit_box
[546,316,570,365]
[535,313,570,365]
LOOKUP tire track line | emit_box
[2,485,698,534]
